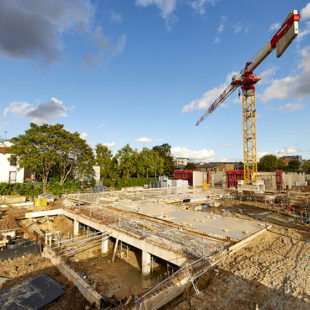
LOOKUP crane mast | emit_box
[196,10,300,184]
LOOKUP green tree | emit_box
[258,154,278,172]
[116,144,135,179]
[96,144,113,180]
[152,143,174,175]
[302,160,310,174]
[56,130,94,185]
[277,159,286,171]
[10,123,61,193]
[237,161,244,170]
[109,156,120,185]
[184,162,197,170]
[287,160,300,172]
[139,148,154,178]
[10,123,95,192]
[154,151,164,177]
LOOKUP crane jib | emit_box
[195,10,300,127]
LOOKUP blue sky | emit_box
[1,0,310,162]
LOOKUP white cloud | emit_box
[83,28,126,66]
[103,142,116,148]
[136,137,152,143]
[98,123,104,128]
[233,22,242,34]
[135,0,176,19]
[261,47,310,102]
[298,21,310,42]
[233,97,242,105]
[277,103,305,112]
[213,15,226,44]
[258,147,308,159]
[0,0,93,63]
[220,158,228,162]
[213,36,220,44]
[301,3,310,20]
[182,72,236,112]
[220,144,232,148]
[259,67,278,84]
[0,1,127,66]
[171,146,215,162]
[24,97,68,123]
[275,147,308,157]
[3,101,30,117]
[110,11,122,23]
[269,22,280,32]
[3,97,68,123]
[217,15,227,33]
[257,152,268,160]
[191,0,217,15]
[80,132,88,140]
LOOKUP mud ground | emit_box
[0,254,93,309]
[168,201,310,310]
[1,197,310,309]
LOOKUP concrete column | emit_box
[142,250,151,276]
[101,238,109,254]
[74,220,80,236]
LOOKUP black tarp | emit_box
[0,239,40,261]
[0,274,64,309]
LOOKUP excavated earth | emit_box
[1,197,310,309]
[167,202,310,310]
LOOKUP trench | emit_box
[18,214,178,307]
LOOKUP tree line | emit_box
[96,143,174,184]
[258,154,310,173]
[9,123,174,193]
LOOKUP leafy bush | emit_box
[0,179,83,197]
[0,182,41,197]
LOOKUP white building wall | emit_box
[0,141,24,183]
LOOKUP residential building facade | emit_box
[0,140,24,183]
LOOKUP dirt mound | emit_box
[172,225,310,310]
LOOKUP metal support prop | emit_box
[185,263,200,295]
[242,87,257,184]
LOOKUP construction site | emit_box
[0,7,310,310]
[0,182,310,309]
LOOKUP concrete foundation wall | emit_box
[213,171,225,185]
[44,246,103,308]
[257,172,306,190]
[257,173,276,190]
[192,171,207,187]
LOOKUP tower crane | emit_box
[196,10,300,184]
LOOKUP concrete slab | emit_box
[169,211,263,240]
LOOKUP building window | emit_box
[10,155,17,166]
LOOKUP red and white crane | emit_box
[196,10,300,184]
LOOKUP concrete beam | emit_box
[142,251,151,276]
[25,209,61,219]
[61,209,188,267]
[101,238,109,254]
[73,219,79,236]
